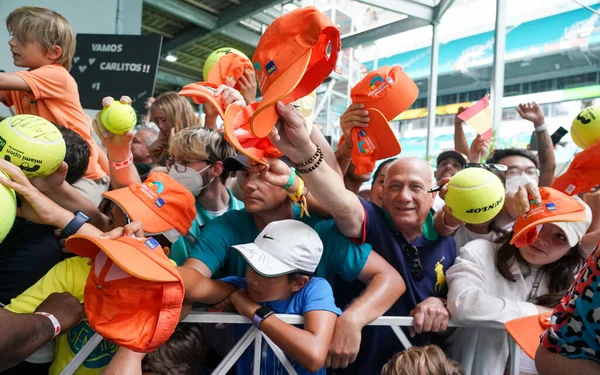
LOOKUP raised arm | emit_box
[535,345,600,375]
[268,102,365,238]
[454,107,470,157]
[0,72,31,92]
[176,266,236,304]
[517,102,555,186]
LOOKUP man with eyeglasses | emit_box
[266,104,457,375]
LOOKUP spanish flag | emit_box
[458,94,493,141]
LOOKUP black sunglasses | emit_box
[402,244,424,281]
[465,163,508,172]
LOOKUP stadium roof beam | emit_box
[341,17,430,50]
[356,0,434,22]
[433,0,456,24]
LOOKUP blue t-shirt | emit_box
[189,206,372,282]
[170,188,244,266]
[335,199,457,375]
[220,276,342,375]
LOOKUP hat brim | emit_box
[179,83,224,119]
[223,154,251,171]
[250,49,312,138]
[437,151,467,167]
[365,108,401,159]
[505,313,551,360]
[224,104,268,165]
[231,242,295,277]
[510,210,586,246]
[103,188,175,235]
[65,235,178,282]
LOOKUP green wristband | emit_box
[282,169,295,190]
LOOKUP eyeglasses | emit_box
[465,163,508,172]
[166,156,208,173]
[505,166,540,179]
[402,245,424,281]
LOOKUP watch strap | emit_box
[60,211,90,238]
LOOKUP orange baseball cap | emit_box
[552,142,600,196]
[510,187,589,248]
[249,6,340,138]
[348,66,417,174]
[505,312,551,360]
[207,53,253,90]
[223,103,282,164]
[179,82,225,119]
[103,172,196,243]
[65,235,184,352]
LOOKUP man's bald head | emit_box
[385,157,433,187]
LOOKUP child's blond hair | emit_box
[381,345,464,375]
[6,6,75,70]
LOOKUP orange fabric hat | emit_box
[179,82,225,119]
[348,66,417,174]
[249,6,340,138]
[103,172,196,243]
[223,103,282,164]
[552,142,600,196]
[207,53,253,90]
[65,235,184,352]
[510,187,587,247]
[505,312,552,360]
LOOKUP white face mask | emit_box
[169,164,214,196]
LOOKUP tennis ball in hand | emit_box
[0,171,16,242]
[444,168,505,224]
[0,115,66,178]
[101,101,137,135]
[571,105,600,149]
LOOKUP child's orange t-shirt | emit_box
[0,64,107,180]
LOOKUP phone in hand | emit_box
[551,126,568,145]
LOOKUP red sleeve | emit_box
[350,204,368,245]
[14,65,67,100]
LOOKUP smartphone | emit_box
[551,126,568,145]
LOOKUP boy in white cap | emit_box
[179,219,341,375]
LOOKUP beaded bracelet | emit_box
[293,144,321,168]
[296,149,324,174]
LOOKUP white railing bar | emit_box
[262,333,300,375]
[253,330,262,375]
[390,325,413,349]
[508,335,520,375]
[58,332,103,375]
[211,326,256,375]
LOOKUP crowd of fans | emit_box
[0,5,599,375]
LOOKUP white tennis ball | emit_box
[0,170,16,242]
[445,168,505,224]
[101,101,137,135]
[0,115,66,178]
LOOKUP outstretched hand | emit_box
[268,101,314,163]
[92,96,135,160]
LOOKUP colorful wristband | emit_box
[35,312,61,338]
[282,169,296,190]
[108,153,133,170]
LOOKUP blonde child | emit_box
[381,345,464,375]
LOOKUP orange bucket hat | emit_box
[103,172,196,243]
[207,53,253,91]
[65,235,184,352]
[349,66,418,174]
[552,142,600,196]
[179,82,226,119]
[505,312,552,360]
[249,6,340,138]
[510,187,590,248]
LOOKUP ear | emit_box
[289,276,310,292]
[211,160,224,178]
[46,45,62,61]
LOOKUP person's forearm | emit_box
[106,149,142,189]
[293,144,364,238]
[100,347,145,375]
[434,210,460,237]
[0,312,55,371]
[535,345,600,375]
[583,193,600,234]
[257,316,330,372]
[45,182,110,231]
[343,270,405,329]
[204,114,217,130]
[536,128,556,187]
[335,146,352,177]
[454,120,469,156]
[177,267,236,304]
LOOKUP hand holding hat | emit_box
[339,103,370,149]
[268,102,315,164]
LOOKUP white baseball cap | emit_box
[231,220,323,277]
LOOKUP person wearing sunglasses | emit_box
[445,187,591,375]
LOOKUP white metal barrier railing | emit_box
[59,312,521,375]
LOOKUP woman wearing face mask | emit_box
[166,128,243,265]
[444,187,592,375]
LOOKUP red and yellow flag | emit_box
[458,94,493,141]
